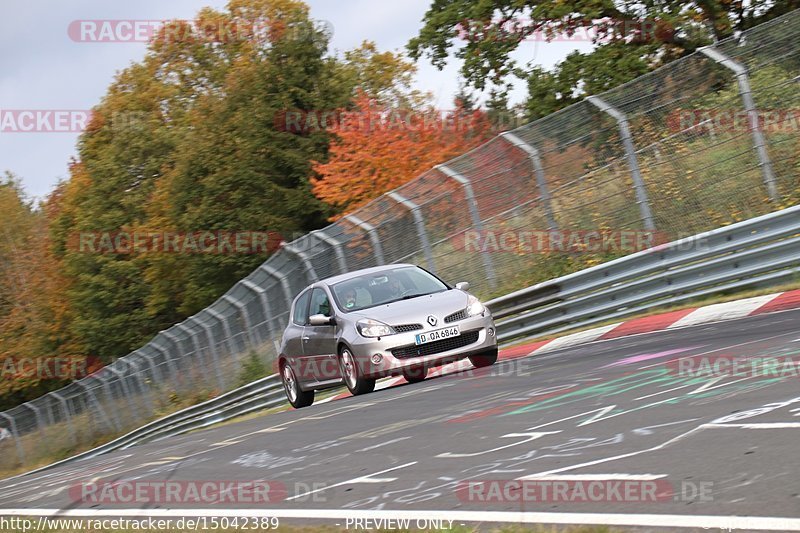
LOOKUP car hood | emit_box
[348,289,469,325]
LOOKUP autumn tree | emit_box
[311,92,495,215]
[0,175,85,409]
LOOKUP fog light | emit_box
[488,327,495,337]
[371,353,383,364]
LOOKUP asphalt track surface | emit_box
[2,309,800,531]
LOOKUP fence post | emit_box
[386,191,436,272]
[311,229,348,274]
[134,349,163,384]
[586,95,656,231]
[22,402,45,436]
[0,413,25,464]
[344,215,385,266]
[699,46,779,201]
[120,357,154,415]
[92,373,122,431]
[75,379,118,433]
[176,322,216,390]
[161,330,185,372]
[241,279,278,339]
[188,316,226,391]
[500,131,558,230]
[106,363,138,425]
[282,242,318,282]
[49,391,77,446]
[435,164,497,287]
[206,308,238,362]
[260,264,295,312]
[224,294,258,351]
[151,339,179,380]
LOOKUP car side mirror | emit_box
[308,313,335,326]
[455,281,470,292]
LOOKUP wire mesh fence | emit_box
[1,10,799,471]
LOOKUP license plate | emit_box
[415,325,460,345]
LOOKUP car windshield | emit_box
[331,266,448,312]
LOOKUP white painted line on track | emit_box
[523,474,667,480]
[285,461,417,501]
[703,422,800,429]
[1,509,799,531]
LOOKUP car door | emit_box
[303,287,340,382]
[285,289,312,385]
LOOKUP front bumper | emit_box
[348,313,497,379]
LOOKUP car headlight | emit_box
[357,319,396,337]
[466,295,486,317]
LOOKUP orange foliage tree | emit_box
[311,93,495,217]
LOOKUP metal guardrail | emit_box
[8,376,285,478]
[487,204,800,342]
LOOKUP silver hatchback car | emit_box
[279,264,498,408]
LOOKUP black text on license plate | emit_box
[415,326,460,345]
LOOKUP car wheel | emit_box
[402,365,428,383]
[468,347,498,368]
[282,362,314,408]
[338,346,376,395]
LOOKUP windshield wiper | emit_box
[400,292,428,300]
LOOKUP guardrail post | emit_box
[436,164,497,288]
[311,229,348,274]
[241,279,278,339]
[500,132,558,230]
[260,263,295,312]
[224,294,258,351]
[0,413,25,464]
[386,191,436,272]
[282,242,319,282]
[699,46,779,201]
[49,391,77,446]
[188,316,226,391]
[586,95,656,231]
[344,215,385,266]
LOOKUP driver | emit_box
[387,277,404,297]
[341,287,358,309]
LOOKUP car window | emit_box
[309,288,331,317]
[292,289,311,325]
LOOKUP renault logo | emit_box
[427,315,437,326]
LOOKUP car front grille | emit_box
[393,323,423,333]
[444,309,466,323]
[390,330,480,359]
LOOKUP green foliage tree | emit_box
[408,0,798,119]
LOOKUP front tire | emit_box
[468,347,498,368]
[339,347,376,395]
[282,362,314,408]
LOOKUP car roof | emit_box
[315,263,418,287]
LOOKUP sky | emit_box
[0,0,592,201]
